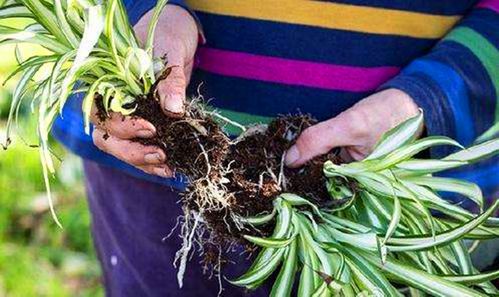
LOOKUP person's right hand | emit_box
[91,5,199,178]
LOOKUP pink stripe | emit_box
[477,0,499,12]
[196,48,400,92]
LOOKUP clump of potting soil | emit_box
[96,70,341,282]
[97,84,338,237]
[195,115,338,241]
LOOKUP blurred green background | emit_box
[0,19,103,297]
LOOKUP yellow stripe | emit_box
[186,0,460,39]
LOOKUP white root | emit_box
[163,215,183,241]
[207,110,247,132]
[216,248,223,297]
[278,153,287,190]
[176,210,202,288]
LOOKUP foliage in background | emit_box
[0,18,101,297]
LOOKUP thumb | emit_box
[285,117,353,168]
[157,59,188,117]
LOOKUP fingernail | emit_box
[164,94,184,114]
[137,129,155,138]
[145,153,164,164]
[154,167,173,178]
[285,146,300,166]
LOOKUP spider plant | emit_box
[1,0,170,226]
[235,113,499,297]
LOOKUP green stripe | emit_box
[445,27,499,120]
[213,108,273,136]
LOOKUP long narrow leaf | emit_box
[54,0,79,47]
[443,270,499,285]
[406,176,483,210]
[387,200,499,251]
[59,4,104,112]
[368,136,463,172]
[395,159,466,176]
[360,251,487,297]
[366,111,423,160]
[4,64,41,146]
[444,138,499,163]
[0,4,33,18]
[145,0,169,53]
[270,240,297,297]
[19,0,69,44]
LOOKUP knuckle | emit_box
[92,131,106,149]
[122,149,141,165]
[344,110,370,138]
[109,119,133,137]
[163,66,186,83]
[109,116,152,139]
[297,127,320,152]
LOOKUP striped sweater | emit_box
[53,0,499,206]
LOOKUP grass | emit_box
[0,123,103,297]
[0,21,102,296]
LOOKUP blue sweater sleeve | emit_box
[123,0,196,25]
[382,1,499,158]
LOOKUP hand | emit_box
[285,89,421,167]
[92,5,199,177]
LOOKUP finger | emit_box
[157,59,187,117]
[90,104,156,139]
[93,128,166,167]
[137,165,174,178]
[285,111,364,168]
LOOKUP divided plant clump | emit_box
[2,0,499,296]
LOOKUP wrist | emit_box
[384,88,424,140]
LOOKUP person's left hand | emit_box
[285,89,421,167]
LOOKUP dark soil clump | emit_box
[131,94,230,179]
[198,115,341,242]
[95,70,340,251]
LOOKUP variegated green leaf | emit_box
[54,0,79,47]
[229,248,285,287]
[19,0,69,44]
[368,136,463,172]
[59,4,104,111]
[475,122,499,144]
[444,138,499,163]
[5,64,42,146]
[3,54,59,85]
[244,234,296,249]
[405,176,483,210]
[240,209,276,226]
[387,200,499,251]
[0,4,33,18]
[361,250,487,297]
[145,0,169,54]
[366,111,423,160]
[443,270,499,285]
[270,240,298,297]
[395,159,466,176]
